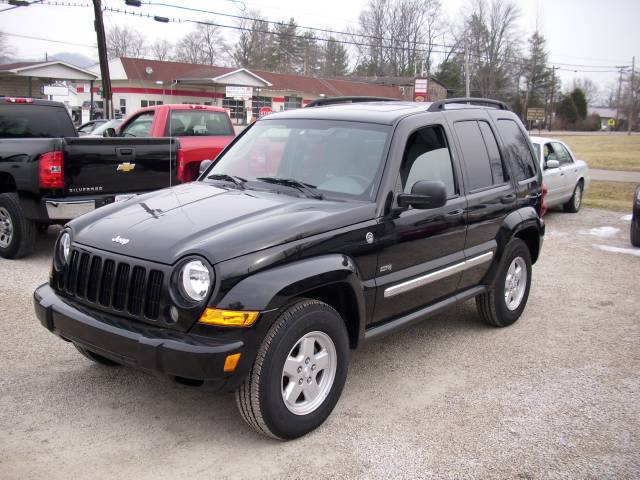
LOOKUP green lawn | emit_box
[583,181,637,212]
[558,135,640,172]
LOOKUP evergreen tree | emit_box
[557,94,578,125]
[322,37,349,77]
[570,88,588,120]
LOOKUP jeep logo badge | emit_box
[365,232,374,244]
[111,235,130,245]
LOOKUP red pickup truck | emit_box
[112,104,235,182]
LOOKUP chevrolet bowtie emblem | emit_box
[117,162,136,172]
[111,235,130,245]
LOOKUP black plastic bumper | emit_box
[34,284,244,390]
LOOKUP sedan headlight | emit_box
[179,259,212,302]
[57,231,71,266]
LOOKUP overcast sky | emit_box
[1,0,639,97]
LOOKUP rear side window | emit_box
[551,142,573,165]
[454,120,505,191]
[166,110,233,137]
[121,111,154,137]
[0,104,76,138]
[498,119,537,181]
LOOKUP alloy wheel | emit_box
[0,207,13,248]
[504,256,527,311]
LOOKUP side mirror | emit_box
[397,180,447,210]
[103,128,116,138]
[545,159,560,169]
[199,159,213,175]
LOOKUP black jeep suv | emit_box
[34,98,545,439]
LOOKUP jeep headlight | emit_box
[179,259,212,302]
[57,231,71,266]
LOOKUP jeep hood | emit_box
[70,182,376,264]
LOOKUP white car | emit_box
[529,136,590,213]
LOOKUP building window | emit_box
[252,96,273,115]
[119,98,126,115]
[141,100,163,108]
[284,96,302,110]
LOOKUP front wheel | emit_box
[564,182,583,213]
[236,299,349,440]
[476,238,532,327]
[0,193,36,259]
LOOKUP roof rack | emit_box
[427,97,510,112]
[305,96,399,108]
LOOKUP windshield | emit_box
[0,104,76,138]
[90,119,122,136]
[206,119,390,200]
[166,110,233,136]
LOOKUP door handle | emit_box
[501,193,516,204]
[446,209,464,217]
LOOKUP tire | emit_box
[36,223,49,234]
[563,181,583,213]
[235,299,349,440]
[476,238,532,327]
[0,193,36,259]
[74,344,121,367]
[631,217,640,247]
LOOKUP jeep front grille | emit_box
[58,249,164,321]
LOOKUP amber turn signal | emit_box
[198,308,259,327]
[223,353,241,373]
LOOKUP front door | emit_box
[372,120,467,324]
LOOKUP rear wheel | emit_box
[0,193,36,259]
[564,181,583,213]
[74,344,121,367]
[476,238,532,327]
[235,299,349,439]
[631,215,640,247]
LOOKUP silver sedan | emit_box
[530,136,590,213]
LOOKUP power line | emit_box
[3,31,97,48]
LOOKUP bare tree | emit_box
[197,23,228,66]
[150,38,172,61]
[232,10,272,70]
[0,31,10,63]
[106,25,146,59]
[174,31,203,64]
[572,77,599,106]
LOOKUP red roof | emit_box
[119,57,403,99]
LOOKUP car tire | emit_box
[631,216,640,247]
[235,299,349,440]
[74,344,121,367]
[0,193,36,259]
[563,181,583,213]
[476,238,532,327]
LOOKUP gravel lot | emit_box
[1,207,639,479]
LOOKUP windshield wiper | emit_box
[256,177,323,199]
[207,173,247,189]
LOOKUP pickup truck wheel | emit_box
[74,344,121,367]
[563,182,583,213]
[0,193,36,259]
[235,299,349,440]
[631,215,640,247]
[476,238,532,327]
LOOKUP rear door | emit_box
[62,137,178,195]
[445,110,516,290]
[540,141,565,205]
[552,141,579,199]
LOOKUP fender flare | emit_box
[215,254,367,343]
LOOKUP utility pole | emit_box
[548,65,557,131]
[464,48,470,97]
[615,65,626,126]
[92,0,112,119]
[628,56,635,135]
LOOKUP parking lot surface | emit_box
[1,207,638,479]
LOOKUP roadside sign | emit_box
[225,85,252,99]
[526,108,545,121]
[414,77,429,102]
[608,118,616,127]
[259,106,272,117]
[43,85,69,96]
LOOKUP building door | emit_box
[223,97,246,125]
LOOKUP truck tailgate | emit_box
[62,137,179,195]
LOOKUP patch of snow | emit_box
[620,214,632,222]
[579,226,621,238]
[594,244,640,257]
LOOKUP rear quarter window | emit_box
[497,119,538,182]
[0,104,76,138]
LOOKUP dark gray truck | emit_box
[0,98,180,259]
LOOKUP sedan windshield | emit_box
[206,119,390,200]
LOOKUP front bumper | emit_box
[34,283,244,390]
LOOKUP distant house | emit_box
[0,61,97,98]
[337,75,451,101]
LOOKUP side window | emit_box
[478,121,507,183]
[400,125,456,198]
[497,119,537,182]
[453,120,493,191]
[121,112,154,137]
[552,142,573,165]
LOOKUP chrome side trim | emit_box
[383,251,494,298]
